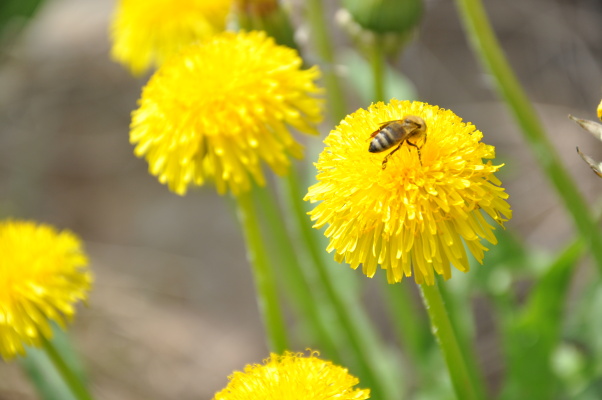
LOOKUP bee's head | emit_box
[403,115,427,134]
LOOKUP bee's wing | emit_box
[368,120,399,139]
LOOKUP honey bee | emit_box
[368,115,427,169]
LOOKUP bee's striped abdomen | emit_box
[369,124,401,153]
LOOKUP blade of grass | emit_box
[499,238,585,400]
[454,0,602,273]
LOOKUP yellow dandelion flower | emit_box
[598,99,602,121]
[213,351,370,400]
[0,220,91,360]
[131,30,322,196]
[110,0,233,75]
[305,100,512,285]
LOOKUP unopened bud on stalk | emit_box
[234,0,297,50]
[341,0,423,34]
[338,0,423,56]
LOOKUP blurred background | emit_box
[0,0,601,398]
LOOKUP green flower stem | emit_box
[437,282,487,399]
[306,0,348,122]
[381,280,431,365]
[454,0,602,272]
[284,168,402,400]
[253,185,343,360]
[236,191,288,353]
[41,336,94,400]
[370,39,386,102]
[419,282,482,400]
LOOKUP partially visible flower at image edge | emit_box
[110,0,233,75]
[569,99,602,178]
[213,351,370,400]
[0,220,91,360]
[305,100,512,285]
[131,30,322,196]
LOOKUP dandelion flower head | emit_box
[213,351,370,400]
[131,31,322,196]
[305,100,512,285]
[0,220,91,360]
[110,0,233,75]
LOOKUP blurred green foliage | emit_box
[21,325,87,400]
[0,0,45,38]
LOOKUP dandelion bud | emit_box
[341,0,422,35]
[338,0,423,57]
[234,0,297,50]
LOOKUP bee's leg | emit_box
[406,140,423,166]
[382,143,403,169]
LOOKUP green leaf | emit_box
[20,325,86,400]
[499,238,584,400]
